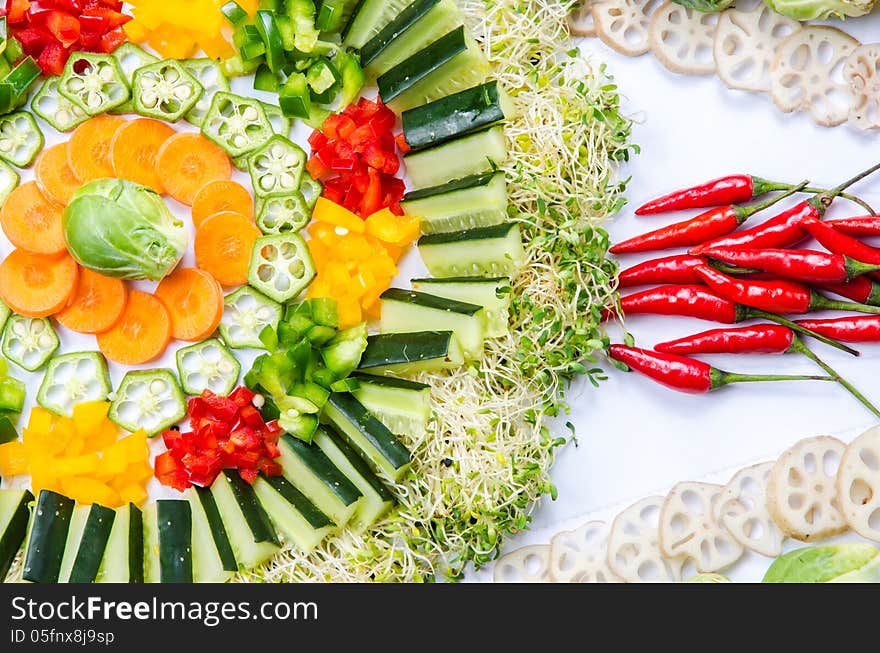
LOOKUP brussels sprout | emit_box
[763,543,880,583]
[672,0,734,12]
[63,179,188,281]
[684,573,731,583]
[763,0,876,19]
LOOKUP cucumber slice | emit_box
[0,111,44,168]
[23,490,75,583]
[278,434,362,526]
[108,369,187,437]
[210,470,280,569]
[36,352,112,417]
[344,0,414,49]
[261,101,292,137]
[2,315,59,372]
[411,276,511,337]
[350,373,431,438]
[379,288,485,360]
[219,286,283,349]
[192,486,237,573]
[182,58,231,128]
[404,124,507,190]
[0,488,32,582]
[176,339,241,396]
[401,81,513,152]
[377,26,489,113]
[313,426,395,531]
[253,474,335,552]
[256,193,311,234]
[96,503,143,583]
[358,331,464,376]
[361,0,463,78]
[60,503,115,583]
[418,222,525,278]
[187,489,234,582]
[144,501,193,583]
[323,392,411,482]
[402,171,508,234]
[248,233,316,303]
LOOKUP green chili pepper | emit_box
[0,112,43,168]
[132,59,203,122]
[201,91,274,158]
[58,53,130,116]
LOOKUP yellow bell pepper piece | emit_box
[96,445,128,479]
[337,300,363,329]
[54,454,101,477]
[61,477,119,508]
[0,441,28,476]
[27,407,55,434]
[119,485,148,507]
[72,401,111,437]
[148,24,198,60]
[313,198,366,233]
[365,209,420,246]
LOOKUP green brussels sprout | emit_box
[672,0,735,11]
[63,179,188,281]
[763,0,876,19]
[684,573,732,583]
[763,543,880,583]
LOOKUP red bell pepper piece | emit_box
[36,40,67,75]
[5,0,31,24]
[97,24,125,52]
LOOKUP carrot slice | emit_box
[156,133,232,206]
[56,268,128,334]
[110,118,176,193]
[35,144,82,206]
[155,267,224,341]
[0,181,66,255]
[194,211,261,287]
[67,116,127,184]
[97,290,171,365]
[0,250,79,318]
[192,180,254,228]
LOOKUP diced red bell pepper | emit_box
[257,459,282,477]
[200,389,240,421]
[5,0,31,23]
[155,451,189,492]
[362,167,383,218]
[308,129,327,150]
[238,467,259,484]
[307,154,330,180]
[228,385,255,407]
[97,24,124,52]
[37,9,81,47]
[395,133,411,154]
[36,41,67,74]
[14,25,55,56]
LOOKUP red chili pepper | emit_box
[654,325,880,416]
[611,185,804,254]
[804,219,880,266]
[827,216,880,237]
[608,283,857,355]
[655,324,795,355]
[695,264,880,316]
[701,246,880,284]
[608,344,830,394]
[818,277,880,306]
[636,175,874,216]
[691,163,880,255]
[795,316,880,343]
[618,255,710,287]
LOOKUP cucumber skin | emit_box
[194,486,238,572]
[377,26,467,103]
[128,504,144,584]
[223,470,280,547]
[157,500,193,584]
[358,331,458,370]
[0,489,33,582]
[68,504,116,583]
[23,490,75,584]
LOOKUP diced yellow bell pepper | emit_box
[313,198,366,233]
[118,485,148,507]
[27,407,55,434]
[0,441,28,476]
[89,421,120,452]
[199,34,235,60]
[54,454,101,477]
[61,477,119,508]
[49,416,78,453]
[131,4,165,30]
[72,401,111,439]
[96,446,128,479]
[148,24,198,60]
[365,209,421,246]
[127,461,155,483]
[337,233,374,261]
[118,432,149,463]
[337,299,363,329]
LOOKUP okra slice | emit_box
[248,233,316,303]
[110,42,158,116]
[36,352,112,416]
[219,286,283,349]
[182,58,231,128]
[176,339,241,396]
[2,316,59,372]
[0,301,10,335]
[0,159,18,204]
[108,369,187,436]
[260,100,291,137]
[256,192,311,234]
[248,134,306,198]
[298,175,322,210]
[201,91,273,158]
[132,59,203,123]
[58,53,130,115]
[31,77,88,132]
[0,111,43,168]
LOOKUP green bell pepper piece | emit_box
[278,72,312,119]
[255,10,285,73]
[335,49,365,109]
[221,0,250,25]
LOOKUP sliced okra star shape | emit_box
[133,59,204,123]
[59,53,131,116]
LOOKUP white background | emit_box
[473,14,880,582]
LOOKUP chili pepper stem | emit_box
[753,177,876,215]
[790,338,880,419]
[734,181,809,223]
[810,161,880,213]
[750,309,860,356]
[712,369,833,387]
[811,293,880,315]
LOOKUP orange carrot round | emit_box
[156,133,232,206]
[56,268,128,334]
[192,180,254,228]
[35,144,82,206]
[194,211,260,286]
[97,290,171,365]
[0,181,66,255]
[110,118,175,193]
[67,116,127,183]
[155,267,224,341]
[0,250,79,318]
